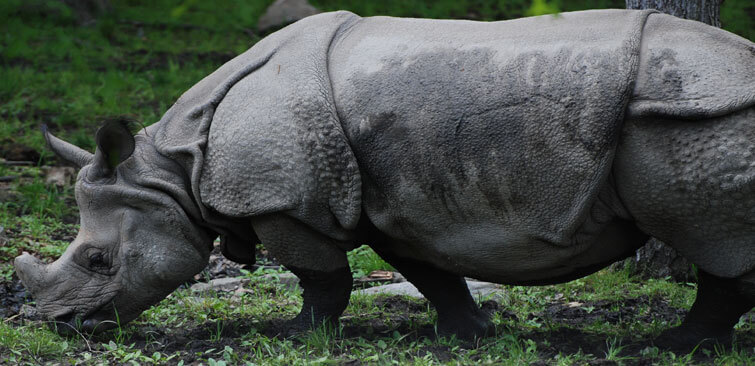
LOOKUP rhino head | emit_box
[14,120,213,334]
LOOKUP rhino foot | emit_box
[437,307,494,340]
[653,323,732,353]
[364,237,494,341]
[653,270,753,353]
[283,266,352,336]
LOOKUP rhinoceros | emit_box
[14,9,755,351]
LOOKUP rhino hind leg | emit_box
[654,270,755,352]
[360,221,493,340]
[615,107,755,350]
[374,248,493,340]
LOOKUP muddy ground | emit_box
[2,250,754,365]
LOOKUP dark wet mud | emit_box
[1,245,752,364]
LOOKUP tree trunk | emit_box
[626,0,721,26]
[626,238,696,282]
[619,0,721,282]
[60,0,110,25]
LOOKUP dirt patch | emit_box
[519,296,754,364]
[537,295,687,327]
[2,279,753,363]
[93,320,256,356]
[0,142,41,163]
[340,296,436,340]
[2,248,752,364]
[0,278,29,320]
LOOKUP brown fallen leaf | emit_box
[367,270,394,280]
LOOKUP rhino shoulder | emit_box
[198,11,363,239]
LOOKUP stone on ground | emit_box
[43,166,76,187]
[358,279,504,300]
[190,277,249,292]
[261,272,300,290]
[257,0,320,32]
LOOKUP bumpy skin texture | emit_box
[330,10,652,283]
[617,108,755,278]
[14,10,755,350]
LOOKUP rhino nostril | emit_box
[54,312,74,324]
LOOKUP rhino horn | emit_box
[42,125,94,168]
[14,252,47,296]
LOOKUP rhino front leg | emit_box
[252,215,353,332]
[655,270,754,352]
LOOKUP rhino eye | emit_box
[89,253,108,269]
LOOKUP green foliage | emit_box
[0,0,271,156]
[1,269,753,364]
[721,0,755,41]
[0,0,753,364]
[0,322,73,363]
[311,0,625,20]
[347,245,394,278]
[0,165,78,281]
[526,0,560,16]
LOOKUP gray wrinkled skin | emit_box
[15,10,755,338]
[15,130,213,333]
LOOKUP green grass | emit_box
[0,0,272,160]
[0,165,77,281]
[1,0,753,364]
[0,322,73,363]
[1,0,751,157]
[310,0,624,19]
[2,268,752,364]
[347,245,394,278]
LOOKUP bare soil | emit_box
[1,226,752,364]
[2,269,754,364]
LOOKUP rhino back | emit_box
[330,10,651,270]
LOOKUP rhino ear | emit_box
[87,119,135,182]
[41,125,94,168]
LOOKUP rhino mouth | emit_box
[50,302,117,335]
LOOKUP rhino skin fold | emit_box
[15,9,755,352]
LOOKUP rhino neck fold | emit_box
[129,131,251,257]
[149,11,364,249]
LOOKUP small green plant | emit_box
[210,320,225,342]
[109,306,127,344]
[347,245,394,278]
[604,337,634,363]
[0,322,72,362]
